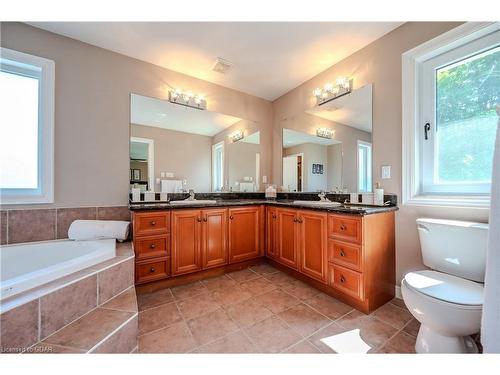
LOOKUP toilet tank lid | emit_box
[416,218,488,230]
[404,270,484,306]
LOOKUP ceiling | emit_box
[28,22,402,100]
[306,84,373,132]
[283,128,341,148]
[130,93,242,136]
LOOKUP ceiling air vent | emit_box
[212,57,233,74]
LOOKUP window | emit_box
[357,141,372,192]
[0,48,55,204]
[212,141,224,191]
[402,22,500,207]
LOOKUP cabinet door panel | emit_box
[266,207,279,259]
[202,208,228,269]
[171,210,202,275]
[298,210,327,283]
[228,206,261,263]
[278,208,298,269]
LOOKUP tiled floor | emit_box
[137,264,419,353]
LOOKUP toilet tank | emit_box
[416,218,488,282]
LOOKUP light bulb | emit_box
[313,88,322,97]
[324,83,334,93]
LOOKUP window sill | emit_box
[404,194,490,209]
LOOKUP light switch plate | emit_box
[381,165,391,179]
[160,172,165,178]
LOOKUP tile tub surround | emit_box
[136,264,418,354]
[0,206,130,244]
[0,242,136,353]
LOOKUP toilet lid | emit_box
[404,270,483,306]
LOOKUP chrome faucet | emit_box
[318,191,331,202]
[186,189,195,201]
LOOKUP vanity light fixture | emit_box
[169,88,206,110]
[313,77,352,105]
[230,130,244,143]
[316,128,334,139]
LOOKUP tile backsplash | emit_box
[0,206,131,245]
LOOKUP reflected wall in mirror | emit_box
[129,93,262,193]
[281,84,373,193]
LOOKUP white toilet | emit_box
[401,218,488,353]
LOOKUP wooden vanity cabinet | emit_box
[132,211,171,284]
[298,210,328,282]
[265,207,279,259]
[228,205,264,263]
[172,208,229,276]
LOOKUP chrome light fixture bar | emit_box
[169,88,206,110]
[316,128,334,139]
[229,130,244,143]
[313,77,352,105]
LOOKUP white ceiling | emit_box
[283,128,341,148]
[306,84,373,132]
[28,22,402,100]
[130,93,242,136]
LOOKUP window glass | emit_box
[0,69,40,189]
[435,45,500,185]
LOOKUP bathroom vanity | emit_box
[131,200,396,313]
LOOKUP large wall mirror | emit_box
[129,93,262,193]
[281,84,373,193]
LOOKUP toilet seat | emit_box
[403,270,483,309]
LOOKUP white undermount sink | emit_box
[170,199,217,205]
[292,200,342,207]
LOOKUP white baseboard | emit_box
[395,285,402,299]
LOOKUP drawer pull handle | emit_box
[150,243,156,249]
[340,224,346,231]
[150,221,156,226]
[340,275,346,283]
[149,267,156,273]
[339,249,345,257]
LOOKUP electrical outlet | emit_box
[382,165,391,179]
[166,172,174,178]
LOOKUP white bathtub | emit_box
[0,239,116,301]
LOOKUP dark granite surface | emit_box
[129,196,398,215]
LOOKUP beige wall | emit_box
[273,22,489,284]
[130,124,212,192]
[0,22,273,208]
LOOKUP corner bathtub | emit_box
[0,238,116,301]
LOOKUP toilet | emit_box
[401,218,488,353]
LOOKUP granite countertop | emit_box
[129,199,398,215]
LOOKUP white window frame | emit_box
[0,48,55,205]
[357,140,372,193]
[212,141,224,192]
[402,22,499,208]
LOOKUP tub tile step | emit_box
[100,287,138,313]
[42,308,135,352]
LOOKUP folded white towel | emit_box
[68,220,130,241]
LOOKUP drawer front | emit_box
[328,215,362,243]
[328,239,362,271]
[134,212,170,236]
[135,234,170,261]
[329,264,363,300]
[136,257,171,284]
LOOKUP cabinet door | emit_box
[298,210,328,283]
[202,208,228,269]
[266,207,279,259]
[277,208,299,269]
[228,206,261,263]
[171,210,202,275]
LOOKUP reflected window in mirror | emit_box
[212,141,224,192]
[357,141,372,193]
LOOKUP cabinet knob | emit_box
[272,214,276,219]
[340,224,346,231]
[197,217,202,222]
[150,221,156,226]
[203,217,207,222]
[150,243,156,249]
[149,267,156,273]
[229,215,234,220]
[298,218,303,223]
[340,275,346,283]
[339,249,345,257]
[293,217,297,222]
